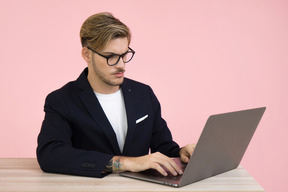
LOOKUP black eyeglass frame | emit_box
[87,47,135,66]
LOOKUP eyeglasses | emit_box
[87,47,135,66]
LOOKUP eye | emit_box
[108,54,119,60]
[108,55,119,61]
[107,55,120,65]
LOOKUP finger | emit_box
[160,160,179,176]
[180,150,190,163]
[180,144,196,163]
[180,155,189,163]
[156,155,183,176]
[167,158,183,175]
[186,144,196,156]
[152,163,168,176]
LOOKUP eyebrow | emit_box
[102,49,129,55]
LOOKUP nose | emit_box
[115,57,125,68]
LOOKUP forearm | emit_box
[37,141,113,177]
[105,153,183,176]
[104,156,133,173]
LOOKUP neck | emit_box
[87,72,120,94]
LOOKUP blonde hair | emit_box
[80,12,131,51]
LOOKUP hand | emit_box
[179,144,196,163]
[112,152,183,176]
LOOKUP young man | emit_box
[37,12,195,178]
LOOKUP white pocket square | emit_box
[136,115,148,124]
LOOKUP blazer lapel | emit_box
[77,69,121,155]
[121,81,137,155]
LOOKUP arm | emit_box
[105,153,183,176]
[37,92,113,178]
[104,145,196,176]
[148,86,181,157]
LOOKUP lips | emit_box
[113,70,125,78]
[114,72,124,77]
[112,70,125,77]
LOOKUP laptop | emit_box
[120,107,266,187]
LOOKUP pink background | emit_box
[0,0,287,191]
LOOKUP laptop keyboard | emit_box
[141,167,185,180]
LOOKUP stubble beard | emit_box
[91,58,125,87]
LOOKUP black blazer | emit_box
[37,68,180,178]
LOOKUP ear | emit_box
[81,47,91,63]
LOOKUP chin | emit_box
[108,78,124,86]
[116,77,125,84]
[116,79,124,86]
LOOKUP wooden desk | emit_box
[0,158,264,192]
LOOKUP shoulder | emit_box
[45,68,89,102]
[45,80,80,104]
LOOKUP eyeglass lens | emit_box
[108,52,134,65]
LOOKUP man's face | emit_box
[90,37,129,88]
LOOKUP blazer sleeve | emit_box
[36,92,113,178]
[148,87,181,157]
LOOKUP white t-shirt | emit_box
[94,89,128,152]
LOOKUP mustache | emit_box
[113,69,125,74]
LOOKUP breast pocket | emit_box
[136,114,149,125]
[134,114,153,143]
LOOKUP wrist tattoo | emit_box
[103,159,113,173]
[113,157,122,172]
